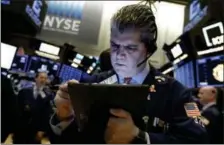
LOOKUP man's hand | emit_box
[105,109,139,144]
[54,80,78,120]
[4,133,13,144]
[36,131,45,142]
[41,137,51,144]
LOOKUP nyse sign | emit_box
[43,1,85,35]
[43,15,81,35]
[25,0,43,27]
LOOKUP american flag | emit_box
[184,102,201,117]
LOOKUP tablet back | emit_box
[68,83,150,140]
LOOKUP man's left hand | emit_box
[36,131,45,142]
[105,109,139,144]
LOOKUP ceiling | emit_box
[161,0,189,5]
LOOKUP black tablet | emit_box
[68,83,150,131]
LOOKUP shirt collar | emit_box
[119,64,150,84]
[202,102,216,111]
[33,84,44,91]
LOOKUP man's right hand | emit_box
[54,80,79,121]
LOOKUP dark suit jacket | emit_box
[201,104,223,144]
[48,67,208,144]
[14,86,53,143]
[1,75,18,142]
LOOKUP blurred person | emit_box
[48,1,208,144]
[13,72,53,144]
[99,49,113,72]
[198,86,223,144]
[1,74,18,143]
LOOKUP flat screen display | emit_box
[1,43,17,70]
[11,55,29,72]
[27,56,61,77]
[196,55,224,87]
[39,43,60,55]
[174,61,195,88]
[59,64,82,82]
[171,44,183,59]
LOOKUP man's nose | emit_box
[116,47,126,59]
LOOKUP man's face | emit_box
[35,72,48,87]
[198,88,215,105]
[110,30,148,78]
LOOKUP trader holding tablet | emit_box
[48,2,208,144]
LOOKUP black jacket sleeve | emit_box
[149,80,209,144]
[202,107,223,144]
[47,114,83,144]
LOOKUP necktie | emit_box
[124,77,132,84]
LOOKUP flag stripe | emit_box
[184,102,201,117]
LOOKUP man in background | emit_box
[13,72,53,144]
[198,86,223,144]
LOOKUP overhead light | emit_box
[73,58,81,64]
[171,44,183,58]
[39,43,60,55]
[68,60,83,67]
[162,67,174,74]
[76,54,84,60]
[92,63,96,67]
[71,63,78,68]
[35,50,59,60]
[87,70,91,74]
[89,66,93,71]
[198,46,224,56]
[173,54,188,65]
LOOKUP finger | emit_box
[59,82,68,93]
[56,90,70,100]
[107,117,125,128]
[54,90,71,108]
[68,79,79,84]
[110,109,131,118]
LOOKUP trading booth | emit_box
[161,0,224,89]
[1,38,99,92]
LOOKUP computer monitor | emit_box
[59,64,82,83]
[196,55,224,87]
[27,56,61,77]
[39,43,60,55]
[1,43,17,70]
[174,61,195,88]
[11,54,29,72]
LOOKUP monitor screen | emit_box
[174,61,195,88]
[171,44,183,59]
[1,43,17,70]
[59,64,82,82]
[11,55,29,72]
[27,56,61,77]
[39,43,60,55]
[196,55,224,87]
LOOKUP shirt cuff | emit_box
[145,132,150,144]
[49,113,74,135]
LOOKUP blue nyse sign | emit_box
[25,0,43,27]
[43,1,85,35]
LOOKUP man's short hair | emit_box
[111,3,157,54]
[35,71,47,78]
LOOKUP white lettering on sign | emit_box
[43,15,81,35]
[202,22,224,47]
